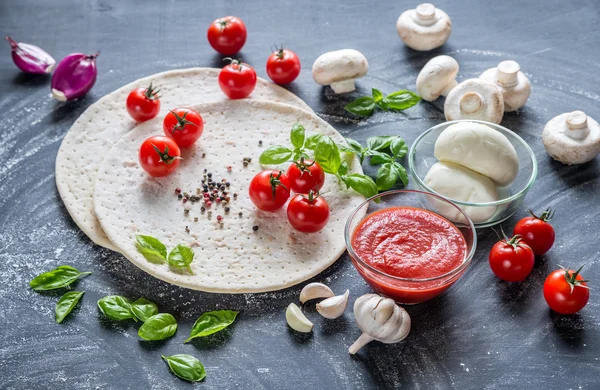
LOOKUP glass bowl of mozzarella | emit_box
[408,120,537,228]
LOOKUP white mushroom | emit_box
[312,49,369,93]
[542,111,600,165]
[444,79,504,124]
[348,294,411,354]
[316,290,349,319]
[416,55,459,102]
[480,60,531,112]
[396,3,452,51]
[434,122,519,186]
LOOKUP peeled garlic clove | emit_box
[299,282,335,303]
[285,303,313,333]
[316,289,349,319]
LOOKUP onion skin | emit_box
[6,36,56,74]
[51,52,99,102]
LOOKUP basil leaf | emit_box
[314,135,341,174]
[345,138,363,154]
[338,160,349,176]
[290,123,305,149]
[185,310,239,343]
[376,99,390,111]
[131,298,159,322]
[367,136,395,151]
[136,235,167,264]
[344,96,375,117]
[55,291,84,324]
[259,145,293,165]
[292,148,308,161]
[391,137,408,159]
[138,313,178,341]
[344,174,378,199]
[167,244,195,275]
[97,295,136,321]
[393,162,409,186]
[29,265,91,291]
[162,354,206,382]
[382,90,421,111]
[304,134,323,150]
[372,88,384,103]
[367,150,394,165]
[376,163,398,191]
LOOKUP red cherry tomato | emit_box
[287,191,330,233]
[488,235,535,282]
[248,170,290,212]
[266,48,301,85]
[207,16,247,55]
[286,159,325,194]
[126,82,160,122]
[544,265,589,314]
[218,59,257,99]
[514,208,556,255]
[138,136,181,177]
[163,108,204,148]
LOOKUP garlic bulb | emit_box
[348,294,411,354]
[299,282,335,303]
[316,290,349,319]
[285,303,313,333]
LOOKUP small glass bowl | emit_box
[408,120,537,228]
[345,190,477,305]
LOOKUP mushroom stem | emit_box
[441,78,458,97]
[330,79,356,94]
[414,3,437,26]
[496,60,520,87]
[459,92,483,114]
[566,110,589,140]
[348,332,375,355]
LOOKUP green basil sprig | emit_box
[162,354,206,382]
[341,135,409,191]
[138,313,178,341]
[97,295,137,321]
[185,310,239,343]
[136,235,167,264]
[168,244,194,275]
[345,88,420,117]
[55,291,84,324]
[29,265,91,291]
[258,123,378,199]
[131,298,159,322]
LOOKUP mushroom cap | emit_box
[444,79,504,124]
[312,49,369,86]
[396,3,452,51]
[416,55,459,101]
[542,111,600,165]
[480,60,531,112]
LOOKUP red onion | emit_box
[5,36,56,74]
[51,52,99,102]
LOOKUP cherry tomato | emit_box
[266,48,301,85]
[218,59,257,99]
[544,265,589,314]
[287,191,330,233]
[126,82,160,122]
[286,159,325,194]
[207,16,247,55]
[514,208,555,255]
[139,136,181,177]
[248,170,290,212]
[163,108,204,148]
[488,235,535,282]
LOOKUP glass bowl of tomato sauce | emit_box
[345,190,477,304]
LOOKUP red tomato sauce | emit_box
[351,207,467,303]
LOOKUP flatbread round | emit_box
[93,100,365,293]
[56,68,311,251]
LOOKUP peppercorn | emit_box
[178,194,183,199]
[194,217,198,222]
[201,207,206,212]
[216,198,221,204]
[175,187,181,194]
[184,209,190,215]
[217,215,223,222]
[203,169,207,173]
[225,196,231,202]
[227,166,232,172]
[207,172,212,178]
[183,198,188,203]
[196,188,201,195]
[185,226,190,233]
[243,161,249,167]
[225,182,230,187]
[238,212,243,217]
[224,207,230,212]
[233,193,238,199]
[252,225,259,231]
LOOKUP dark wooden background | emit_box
[1,0,599,389]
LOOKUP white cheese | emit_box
[424,162,498,223]
[434,122,519,186]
